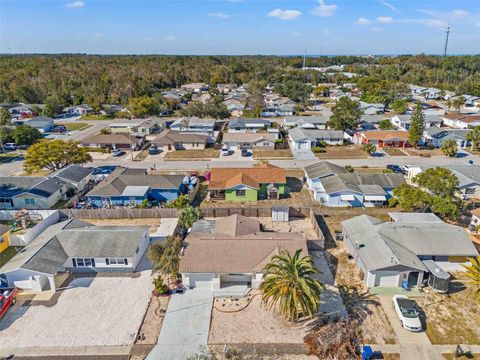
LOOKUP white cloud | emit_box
[377,16,393,23]
[165,35,176,42]
[356,17,370,25]
[312,0,338,17]
[378,0,400,14]
[208,12,230,19]
[267,9,302,20]
[66,1,85,8]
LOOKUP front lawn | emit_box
[314,145,368,159]
[79,114,113,120]
[383,147,408,156]
[0,153,19,163]
[164,149,219,160]
[57,122,90,131]
[0,247,21,268]
[253,148,293,159]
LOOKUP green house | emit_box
[208,164,287,202]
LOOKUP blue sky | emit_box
[1,0,479,55]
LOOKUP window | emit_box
[75,258,94,267]
[107,258,127,265]
[236,190,246,196]
[24,198,36,205]
[465,188,476,194]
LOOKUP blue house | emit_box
[86,168,187,207]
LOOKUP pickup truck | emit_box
[0,287,18,319]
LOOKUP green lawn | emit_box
[0,247,20,268]
[79,114,113,120]
[57,122,91,131]
[0,153,19,163]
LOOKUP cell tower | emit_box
[443,26,450,56]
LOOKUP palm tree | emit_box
[148,235,183,286]
[446,99,453,111]
[259,249,324,321]
[462,257,480,303]
[178,206,202,230]
[466,126,480,151]
[452,96,465,114]
[441,139,457,157]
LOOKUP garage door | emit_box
[190,274,214,288]
[221,274,252,283]
[375,272,399,287]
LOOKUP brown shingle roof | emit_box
[151,130,208,145]
[208,164,286,190]
[443,114,480,122]
[81,133,143,145]
[362,130,409,141]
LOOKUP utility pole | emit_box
[303,48,306,69]
[443,26,450,56]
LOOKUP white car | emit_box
[393,295,422,332]
[220,146,231,156]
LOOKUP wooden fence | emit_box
[60,208,178,219]
[199,206,312,219]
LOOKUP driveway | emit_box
[291,147,316,160]
[146,288,213,360]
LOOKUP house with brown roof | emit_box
[207,164,286,202]
[150,129,209,152]
[442,114,480,129]
[80,133,145,150]
[180,214,308,296]
[355,130,410,148]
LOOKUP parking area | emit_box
[0,266,153,347]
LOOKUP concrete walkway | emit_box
[369,344,480,360]
[146,288,213,360]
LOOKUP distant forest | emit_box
[0,54,479,105]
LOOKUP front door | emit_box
[408,272,419,287]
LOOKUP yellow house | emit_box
[0,224,10,253]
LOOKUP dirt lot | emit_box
[0,268,153,347]
[254,148,293,159]
[404,148,445,157]
[258,217,318,239]
[383,147,408,156]
[423,272,480,345]
[82,218,161,232]
[315,145,368,159]
[164,148,219,160]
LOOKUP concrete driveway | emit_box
[146,288,213,360]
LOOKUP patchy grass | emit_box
[443,354,480,360]
[0,247,21,267]
[79,114,112,120]
[253,148,293,159]
[404,148,444,157]
[383,147,408,156]
[57,122,91,131]
[164,149,219,160]
[315,145,368,159]
[424,272,480,345]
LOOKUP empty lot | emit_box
[0,268,153,347]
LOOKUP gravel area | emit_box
[0,270,153,347]
[259,217,318,239]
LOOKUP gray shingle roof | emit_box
[0,177,66,198]
[49,165,92,183]
[304,161,348,179]
[289,128,344,142]
[228,118,271,129]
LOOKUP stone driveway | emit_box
[146,288,213,360]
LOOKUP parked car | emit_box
[241,148,250,157]
[111,149,124,157]
[393,295,422,332]
[52,125,67,133]
[0,287,18,319]
[3,143,17,151]
[148,145,159,155]
[387,165,403,173]
[221,146,231,156]
[401,165,413,174]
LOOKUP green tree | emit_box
[466,126,480,150]
[390,99,408,114]
[452,96,465,113]
[244,80,266,118]
[392,184,433,212]
[378,119,394,130]
[127,96,160,118]
[430,196,461,220]
[275,80,311,104]
[414,167,459,198]
[463,257,480,303]
[328,97,363,131]
[43,96,61,117]
[0,108,11,126]
[178,206,202,229]
[0,127,14,144]
[408,104,425,146]
[24,140,92,174]
[166,194,190,209]
[12,125,42,145]
[147,235,183,285]
[362,143,376,155]
[440,139,458,157]
[259,249,324,322]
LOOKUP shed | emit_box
[272,205,289,222]
[422,260,451,293]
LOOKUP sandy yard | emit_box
[0,270,153,347]
[258,217,318,239]
[135,295,170,345]
[82,217,162,232]
[209,292,310,344]
[423,272,480,345]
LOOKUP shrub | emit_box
[312,146,326,153]
[153,277,169,295]
[344,165,354,173]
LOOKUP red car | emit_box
[0,288,17,319]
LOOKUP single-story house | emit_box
[80,133,145,150]
[24,116,54,133]
[108,119,163,135]
[424,88,443,100]
[180,214,308,296]
[227,118,271,133]
[304,161,405,207]
[360,102,385,115]
[180,83,209,93]
[170,117,216,133]
[355,130,409,147]
[405,165,480,199]
[217,83,238,94]
[410,85,428,96]
[0,219,150,292]
[48,164,93,193]
[391,115,443,130]
[358,115,386,130]
[208,164,286,202]
[288,128,344,149]
[0,176,69,209]
[408,103,445,116]
[86,167,186,207]
[461,95,480,107]
[283,116,328,130]
[150,130,209,151]
[63,105,94,116]
[342,214,479,289]
[222,132,276,150]
[442,114,480,129]
[422,128,470,149]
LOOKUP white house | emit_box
[63,105,94,117]
[227,118,271,133]
[283,116,328,130]
[24,116,54,133]
[391,115,443,130]
[180,215,308,297]
[222,132,276,150]
[442,114,480,129]
[0,219,150,292]
[342,214,478,289]
[288,128,344,150]
[422,128,470,149]
[360,101,385,115]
